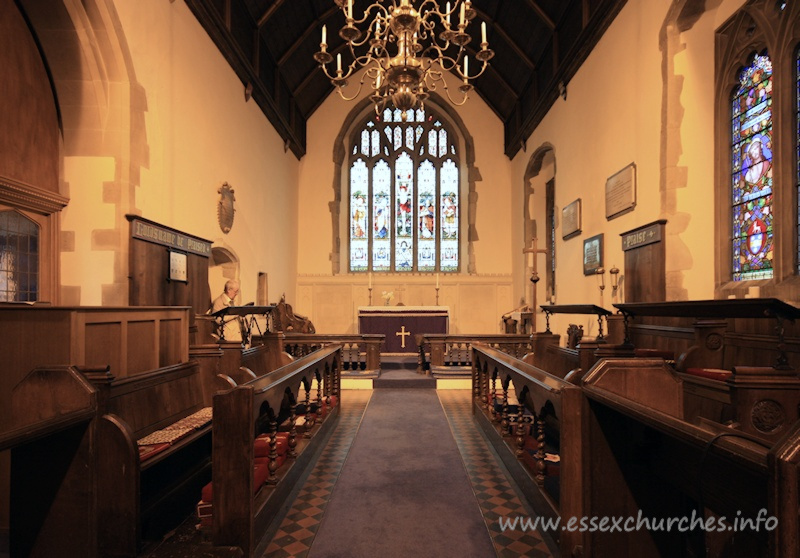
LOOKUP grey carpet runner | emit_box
[308,389,496,558]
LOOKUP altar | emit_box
[358,306,449,354]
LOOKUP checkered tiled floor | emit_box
[262,390,373,557]
[439,391,557,558]
[262,390,556,558]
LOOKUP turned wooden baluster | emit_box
[330,363,338,404]
[535,417,546,485]
[303,379,313,438]
[515,403,526,458]
[316,371,324,424]
[500,378,510,435]
[488,372,497,419]
[266,417,279,485]
[287,393,298,458]
[472,361,480,403]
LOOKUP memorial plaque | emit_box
[562,198,581,240]
[583,234,603,275]
[605,163,636,220]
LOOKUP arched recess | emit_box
[17,0,148,305]
[329,92,481,275]
[0,0,67,303]
[208,245,241,306]
[523,144,556,328]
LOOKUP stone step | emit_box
[373,369,436,389]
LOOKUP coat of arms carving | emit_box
[217,182,235,234]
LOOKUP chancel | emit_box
[2,0,800,557]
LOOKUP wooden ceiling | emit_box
[185,0,627,159]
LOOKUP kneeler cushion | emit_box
[254,432,289,458]
[200,455,285,502]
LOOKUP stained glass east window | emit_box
[349,106,460,273]
[731,52,773,281]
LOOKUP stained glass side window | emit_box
[0,211,39,302]
[348,105,461,273]
[440,160,459,272]
[732,52,773,281]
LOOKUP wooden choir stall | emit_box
[473,297,800,558]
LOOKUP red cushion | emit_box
[686,368,732,382]
[254,432,289,457]
[200,455,287,502]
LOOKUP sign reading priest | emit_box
[358,306,449,354]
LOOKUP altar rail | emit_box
[211,345,341,557]
[472,343,585,557]
[283,333,383,372]
[416,334,532,375]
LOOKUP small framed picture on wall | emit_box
[168,250,188,282]
[583,234,603,275]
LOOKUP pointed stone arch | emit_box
[17,0,148,305]
[329,93,481,274]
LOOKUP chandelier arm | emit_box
[343,3,390,27]
[335,72,371,102]
[439,80,471,106]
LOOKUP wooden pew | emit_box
[472,343,585,557]
[83,361,212,557]
[532,304,633,381]
[615,298,800,426]
[210,345,342,557]
[416,333,533,376]
[582,357,800,557]
[2,366,97,558]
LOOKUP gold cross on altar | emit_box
[395,325,411,348]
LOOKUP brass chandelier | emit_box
[314,0,494,121]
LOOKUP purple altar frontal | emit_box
[358,306,449,354]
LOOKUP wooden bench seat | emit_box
[83,360,212,557]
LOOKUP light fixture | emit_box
[595,267,606,292]
[314,0,494,121]
[609,265,620,295]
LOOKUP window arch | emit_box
[715,3,800,296]
[731,51,773,281]
[0,210,39,302]
[348,106,461,273]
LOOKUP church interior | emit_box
[2,0,800,556]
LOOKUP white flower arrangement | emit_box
[381,290,394,306]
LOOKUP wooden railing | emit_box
[417,333,533,374]
[211,345,341,557]
[283,333,383,372]
[471,343,585,557]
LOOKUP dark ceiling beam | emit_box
[257,0,285,28]
[525,0,556,30]
[472,8,535,70]
[279,5,343,67]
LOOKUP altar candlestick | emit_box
[436,273,440,288]
[368,272,373,288]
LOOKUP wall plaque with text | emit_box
[605,163,636,220]
[562,198,582,240]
